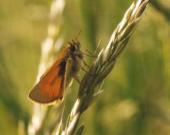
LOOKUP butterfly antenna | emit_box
[74,30,82,41]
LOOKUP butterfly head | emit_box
[68,40,83,59]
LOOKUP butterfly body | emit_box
[29,40,83,104]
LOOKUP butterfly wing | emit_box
[29,59,67,104]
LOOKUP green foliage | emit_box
[0,0,170,135]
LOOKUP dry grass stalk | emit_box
[28,0,65,135]
[60,0,150,135]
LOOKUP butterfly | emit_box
[29,40,83,104]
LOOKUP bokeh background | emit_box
[0,0,170,135]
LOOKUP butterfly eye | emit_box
[76,43,80,49]
[70,45,76,52]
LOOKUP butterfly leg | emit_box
[80,64,97,77]
[82,59,90,68]
[73,75,81,85]
[82,50,97,58]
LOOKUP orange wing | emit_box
[29,59,66,104]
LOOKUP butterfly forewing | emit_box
[29,59,66,104]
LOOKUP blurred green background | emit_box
[0,0,170,135]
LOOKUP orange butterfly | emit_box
[29,40,83,104]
